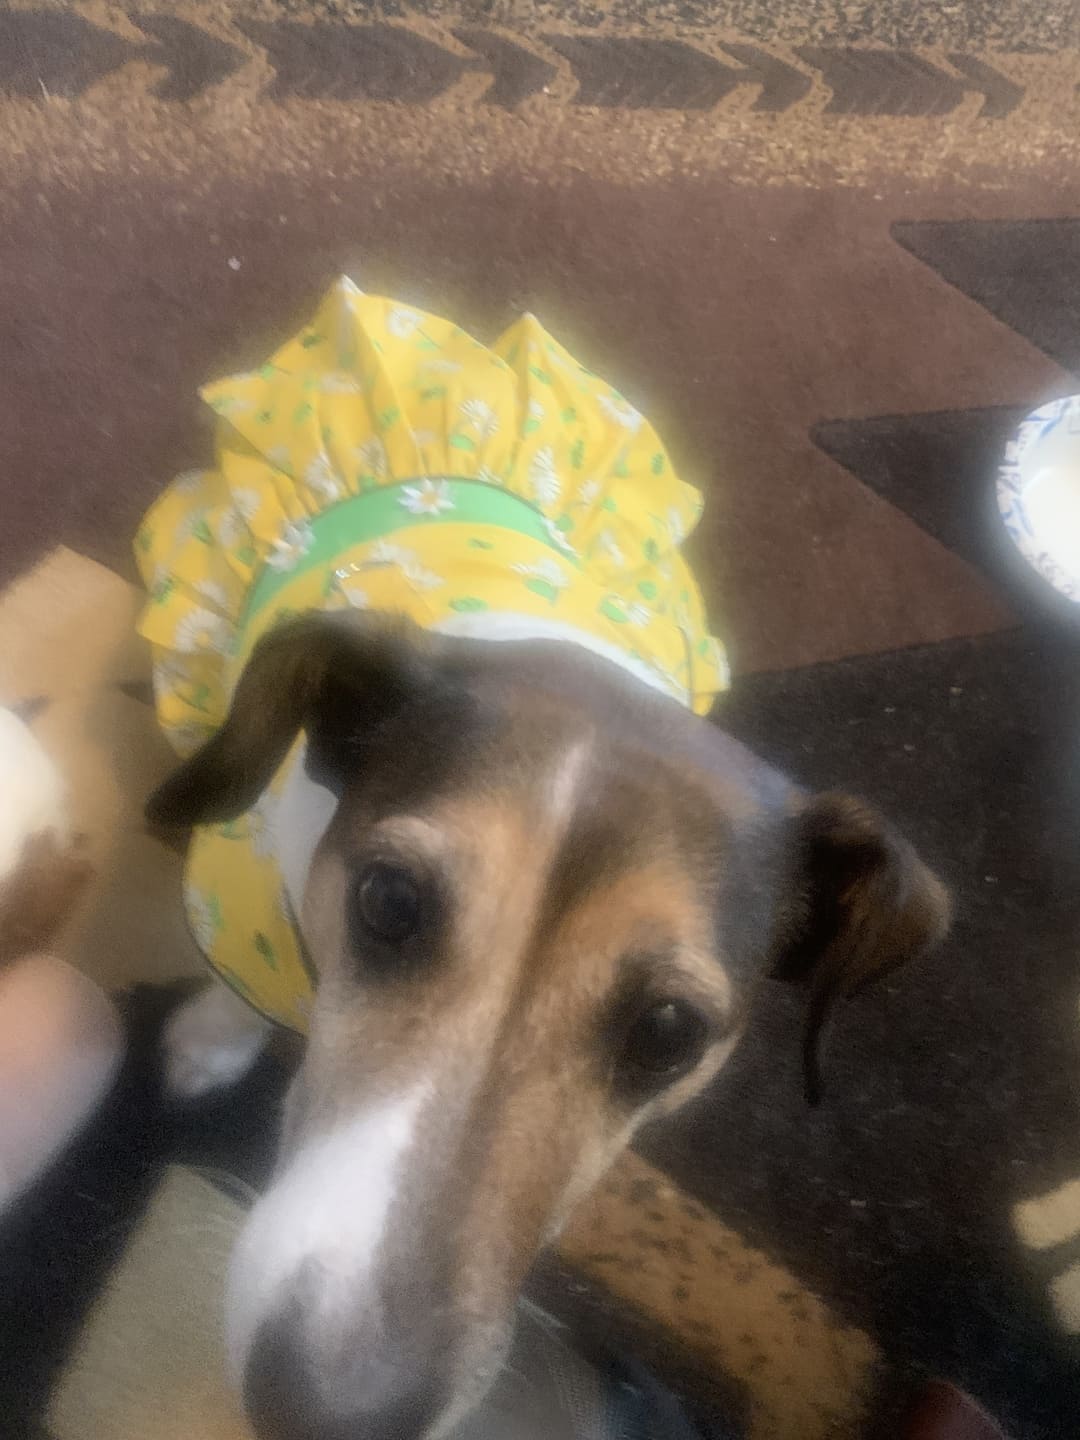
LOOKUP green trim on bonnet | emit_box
[243,477,580,627]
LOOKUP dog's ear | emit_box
[772,792,950,1104]
[146,612,441,828]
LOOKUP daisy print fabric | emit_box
[134,279,728,1029]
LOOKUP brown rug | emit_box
[2,4,1080,1438]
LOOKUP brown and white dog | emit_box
[149,613,950,1440]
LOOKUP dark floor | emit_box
[2,4,1080,1438]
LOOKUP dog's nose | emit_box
[244,1311,445,1440]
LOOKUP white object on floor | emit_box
[0,953,123,1213]
[163,980,273,1100]
[998,394,1080,600]
[0,706,70,879]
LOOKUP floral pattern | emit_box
[542,517,577,555]
[175,607,231,655]
[529,446,561,506]
[194,579,231,611]
[513,557,570,589]
[305,452,344,502]
[367,539,415,567]
[217,489,261,548]
[400,478,455,516]
[136,281,727,1033]
[264,445,292,473]
[596,529,625,566]
[387,307,422,338]
[174,469,210,494]
[267,520,315,571]
[364,540,444,591]
[460,398,499,438]
[355,437,388,478]
[666,506,688,544]
[185,885,220,953]
[208,393,252,418]
[598,393,643,432]
[318,372,362,395]
[178,508,212,544]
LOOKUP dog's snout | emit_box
[245,1308,446,1440]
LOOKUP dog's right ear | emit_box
[145,612,439,828]
[770,791,951,1104]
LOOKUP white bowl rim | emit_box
[997,393,1080,604]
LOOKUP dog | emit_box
[141,284,950,1440]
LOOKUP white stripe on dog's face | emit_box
[225,1082,431,1387]
[544,739,591,834]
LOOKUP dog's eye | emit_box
[351,862,424,947]
[618,1000,708,1092]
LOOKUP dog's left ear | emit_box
[772,791,951,1104]
[145,612,445,829]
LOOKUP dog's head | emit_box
[149,613,949,1440]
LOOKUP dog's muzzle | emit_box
[244,1291,450,1440]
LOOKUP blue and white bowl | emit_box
[998,395,1080,603]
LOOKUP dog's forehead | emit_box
[344,671,725,871]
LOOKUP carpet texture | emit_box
[1,3,1079,1437]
